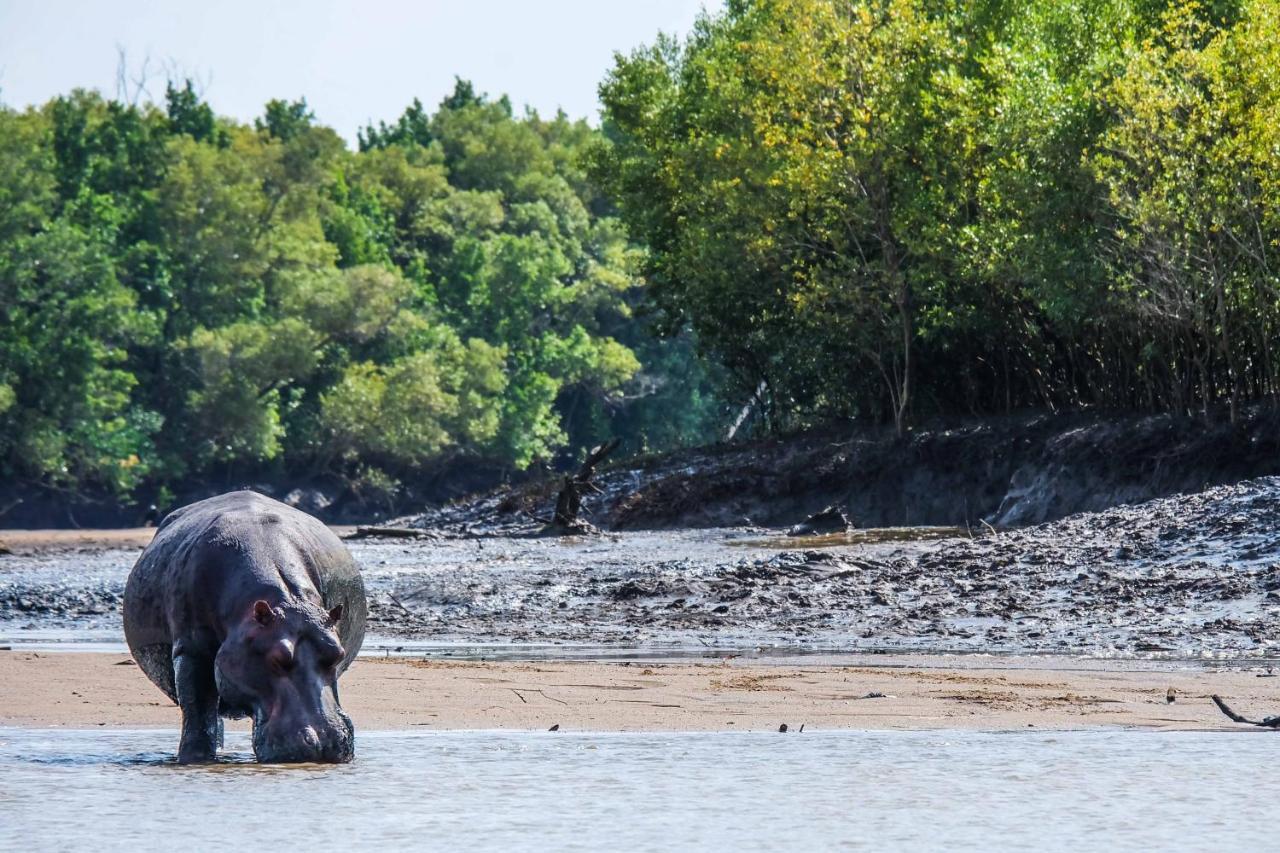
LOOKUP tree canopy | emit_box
[591,0,1276,432]
[6,0,1280,507]
[0,78,724,501]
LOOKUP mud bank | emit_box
[407,406,1280,533]
[4,477,1280,656]
[0,456,515,529]
[7,407,1279,533]
[375,477,1280,655]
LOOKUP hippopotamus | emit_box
[123,490,367,764]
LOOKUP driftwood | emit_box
[545,438,621,535]
[1210,694,1280,728]
[345,525,436,541]
[786,505,853,537]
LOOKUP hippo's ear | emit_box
[252,600,274,626]
[327,604,344,626]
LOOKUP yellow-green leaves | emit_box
[596,0,1280,427]
[183,319,322,462]
[319,335,508,465]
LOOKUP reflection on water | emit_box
[732,526,972,549]
[0,728,1269,852]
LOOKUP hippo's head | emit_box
[215,599,354,763]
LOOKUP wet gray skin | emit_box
[123,491,366,764]
[214,600,355,763]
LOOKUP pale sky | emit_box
[0,0,716,145]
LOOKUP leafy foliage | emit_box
[592,0,1280,432]
[13,0,1272,503]
[0,82,724,498]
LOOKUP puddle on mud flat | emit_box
[730,526,972,549]
[0,727,1271,852]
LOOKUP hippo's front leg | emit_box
[173,649,220,764]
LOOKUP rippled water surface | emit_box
[0,728,1270,852]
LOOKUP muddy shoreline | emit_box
[4,476,1280,657]
[405,405,1280,534]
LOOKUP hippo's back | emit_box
[123,491,367,701]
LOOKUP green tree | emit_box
[165,80,226,145]
[0,68,725,501]
[0,220,158,492]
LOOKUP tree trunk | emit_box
[1214,276,1239,424]
[895,282,912,437]
[883,233,911,437]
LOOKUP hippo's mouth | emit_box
[251,706,355,764]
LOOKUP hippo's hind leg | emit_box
[173,648,219,764]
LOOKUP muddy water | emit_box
[3,477,1280,657]
[730,526,971,549]
[0,728,1271,852]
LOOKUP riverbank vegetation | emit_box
[3,0,1278,505]
[593,0,1280,432]
[0,80,724,500]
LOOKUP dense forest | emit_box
[3,0,1279,506]
[0,79,723,504]
[594,0,1279,433]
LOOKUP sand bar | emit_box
[0,527,359,554]
[2,652,1278,732]
[0,528,157,553]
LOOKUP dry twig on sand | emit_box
[1211,695,1280,728]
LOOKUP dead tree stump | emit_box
[545,438,621,535]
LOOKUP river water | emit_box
[0,728,1271,852]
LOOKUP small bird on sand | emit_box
[548,724,560,731]
[1166,687,1176,704]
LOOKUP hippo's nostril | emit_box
[300,726,320,750]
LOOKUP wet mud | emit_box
[3,476,1280,658]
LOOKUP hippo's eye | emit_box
[266,641,295,674]
[319,645,344,670]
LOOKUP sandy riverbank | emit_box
[0,528,157,553]
[2,652,1277,732]
[0,526,360,555]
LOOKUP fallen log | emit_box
[1210,694,1280,728]
[345,525,436,541]
[786,505,853,537]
